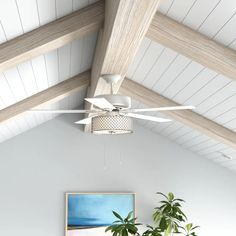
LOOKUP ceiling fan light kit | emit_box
[91,112,133,135]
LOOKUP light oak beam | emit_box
[0,71,90,123]
[147,12,236,81]
[88,0,160,97]
[0,1,104,72]
[85,0,160,131]
[120,78,236,150]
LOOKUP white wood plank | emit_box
[196,80,236,114]
[197,83,236,117]
[0,0,23,39]
[163,61,204,99]
[184,75,231,106]
[80,32,97,72]
[204,94,236,119]
[0,22,7,43]
[72,0,89,11]
[70,38,83,77]
[199,0,236,39]
[182,0,221,30]
[37,0,56,25]
[158,0,174,15]
[0,73,15,106]
[198,143,229,156]
[68,88,87,109]
[16,0,39,33]
[168,126,193,141]
[56,0,73,18]
[216,108,236,125]
[142,48,178,89]
[126,38,151,78]
[189,138,218,152]
[3,68,27,101]
[224,116,236,130]
[131,42,164,83]
[59,96,69,112]
[17,61,38,96]
[58,44,71,82]
[4,66,39,129]
[44,50,59,87]
[160,122,183,137]
[167,0,197,23]
[0,98,4,110]
[173,68,217,104]
[181,135,209,149]
[214,14,236,45]
[152,54,191,93]
[175,130,201,145]
[31,55,49,91]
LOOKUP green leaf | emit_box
[156,192,168,199]
[192,226,200,230]
[105,225,113,232]
[113,211,124,222]
[168,192,174,201]
[122,229,128,236]
[164,224,172,236]
[173,198,185,202]
[125,211,133,221]
[186,223,193,231]
[112,220,122,224]
[159,200,169,204]
[159,217,167,231]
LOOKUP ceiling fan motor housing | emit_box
[95,94,131,109]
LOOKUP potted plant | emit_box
[106,192,199,236]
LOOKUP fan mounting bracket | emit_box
[101,74,121,84]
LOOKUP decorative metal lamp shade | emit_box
[91,113,133,134]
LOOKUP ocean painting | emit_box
[66,193,135,236]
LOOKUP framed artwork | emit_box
[65,193,135,236]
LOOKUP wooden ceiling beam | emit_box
[0,71,90,123]
[85,0,160,131]
[0,1,104,72]
[147,12,236,81]
[88,0,160,97]
[120,78,236,150]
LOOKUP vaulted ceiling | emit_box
[0,0,236,173]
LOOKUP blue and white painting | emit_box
[66,193,134,236]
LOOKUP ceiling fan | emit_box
[30,75,195,134]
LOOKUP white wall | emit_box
[0,114,235,236]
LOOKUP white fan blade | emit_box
[85,98,115,110]
[75,117,93,124]
[124,105,195,113]
[125,113,172,122]
[28,109,102,114]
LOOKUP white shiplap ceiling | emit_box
[127,0,236,173]
[0,0,98,143]
[0,0,236,173]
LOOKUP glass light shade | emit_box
[91,113,133,134]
